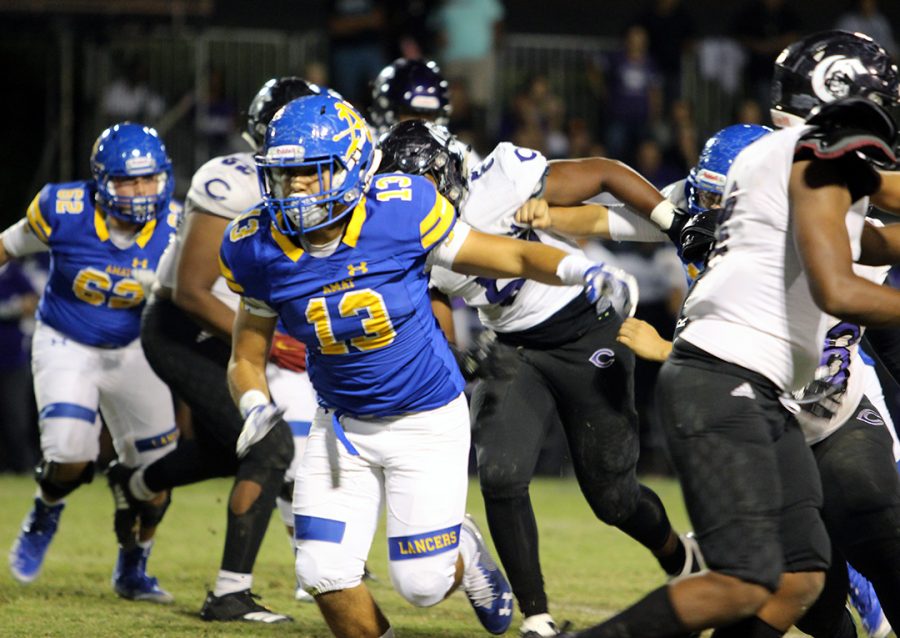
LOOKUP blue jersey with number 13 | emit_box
[220,173,465,418]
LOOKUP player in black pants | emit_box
[378,121,711,637]
[106,78,322,623]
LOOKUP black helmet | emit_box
[378,120,468,207]
[770,30,900,128]
[369,58,451,136]
[243,77,321,150]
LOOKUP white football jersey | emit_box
[678,126,870,392]
[429,142,585,333]
[156,152,260,309]
[787,260,889,444]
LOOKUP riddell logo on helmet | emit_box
[125,156,156,172]
[696,169,726,189]
[811,55,868,102]
[268,145,305,160]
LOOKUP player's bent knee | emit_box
[295,541,364,595]
[390,562,455,607]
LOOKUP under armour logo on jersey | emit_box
[730,382,756,400]
[347,262,368,276]
[857,408,885,426]
[589,348,615,368]
[132,257,148,269]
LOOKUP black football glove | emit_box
[680,209,718,263]
[665,207,717,264]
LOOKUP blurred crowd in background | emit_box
[1,0,898,476]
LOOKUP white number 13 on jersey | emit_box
[305,289,396,354]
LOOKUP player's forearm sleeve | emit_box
[1,218,50,257]
[607,206,668,243]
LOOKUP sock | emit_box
[657,536,688,577]
[458,524,478,573]
[137,539,153,551]
[213,570,252,597]
[130,468,159,501]
[711,617,783,638]
[577,586,689,638]
[616,486,674,556]
[483,492,548,616]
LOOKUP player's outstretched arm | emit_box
[514,200,613,238]
[173,206,237,341]
[793,159,900,327]
[543,157,663,212]
[447,228,639,318]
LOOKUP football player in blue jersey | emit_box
[219,93,640,638]
[0,122,180,603]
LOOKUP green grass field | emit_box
[0,475,857,637]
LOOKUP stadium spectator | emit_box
[195,67,238,160]
[429,0,505,134]
[637,0,696,103]
[101,58,165,127]
[731,0,802,107]
[593,25,663,164]
[0,262,39,475]
[835,0,897,56]
[327,0,388,106]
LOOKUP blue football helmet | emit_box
[369,58,451,135]
[90,122,174,224]
[685,124,772,214]
[257,94,375,235]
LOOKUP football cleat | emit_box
[112,544,174,604]
[200,589,293,623]
[461,514,514,635]
[520,613,572,637]
[9,497,65,584]
[849,566,891,638]
[294,583,315,603]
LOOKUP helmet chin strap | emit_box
[364,149,383,189]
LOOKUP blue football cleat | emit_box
[461,514,514,635]
[112,544,174,604]
[9,497,65,584]
[849,564,891,638]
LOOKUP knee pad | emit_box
[240,420,294,483]
[295,540,364,595]
[390,560,455,607]
[36,460,95,501]
[138,491,172,528]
